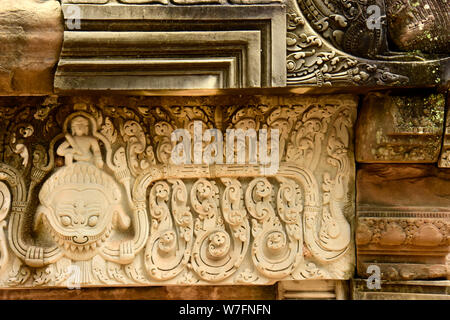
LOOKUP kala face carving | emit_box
[34,162,130,261]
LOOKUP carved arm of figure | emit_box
[99,204,141,265]
[56,139,75,166]
[90,138,104,169]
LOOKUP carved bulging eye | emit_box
[88,215,98,227]
[60,216,72,227]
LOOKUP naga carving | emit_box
[0,95,356,287]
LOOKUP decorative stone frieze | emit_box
[356,92,445,163]
[0,94,356,288]
[0,0,448,96]
[357,164,450,281]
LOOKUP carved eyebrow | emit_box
[86,208,101,214]
[85,204,103,210]
[56,204,76,211]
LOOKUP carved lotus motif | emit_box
[412,224,443,247]
[379,223,406,246]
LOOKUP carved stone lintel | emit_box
[0,95,356,288]
[286,0,447,87]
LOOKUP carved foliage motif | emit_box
[0,96,356,286]
[295,0,389,59]
[286,9,409,87]
[285,0,429,87]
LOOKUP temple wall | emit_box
[0,0,448,300]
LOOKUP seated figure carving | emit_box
[57,116,104,169]
[34,115,130,261]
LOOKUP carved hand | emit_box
[25,246,45,268]
[119,240,135,264]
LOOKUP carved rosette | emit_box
[0,95,356,287]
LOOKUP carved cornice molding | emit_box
[55,3,287,91]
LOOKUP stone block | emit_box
[0,0,63,95]
[0,285,277,299]
[356,164,450,281]
[438,93,450,167]
[356,92,445,163]
[277,280,349,300]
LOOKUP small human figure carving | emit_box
[57,116,104,168]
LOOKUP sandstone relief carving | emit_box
[0,95,356,287]
[286,0,448,87]
[62,0,283,4]
[54,0,447,91]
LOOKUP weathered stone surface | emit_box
[438,92,450,167]
[356,164,450,281]
[286,0,448,87]
[352,279,450,300]
[386,0,450,54]
[55,4,286,91]
[0,94,356,288]
[0,285,277,300]
[0,0,63,95]
[356,92,445,163]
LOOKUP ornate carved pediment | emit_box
[285,0,448,87]
[52,0,448,91]
[0,95,356,287]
